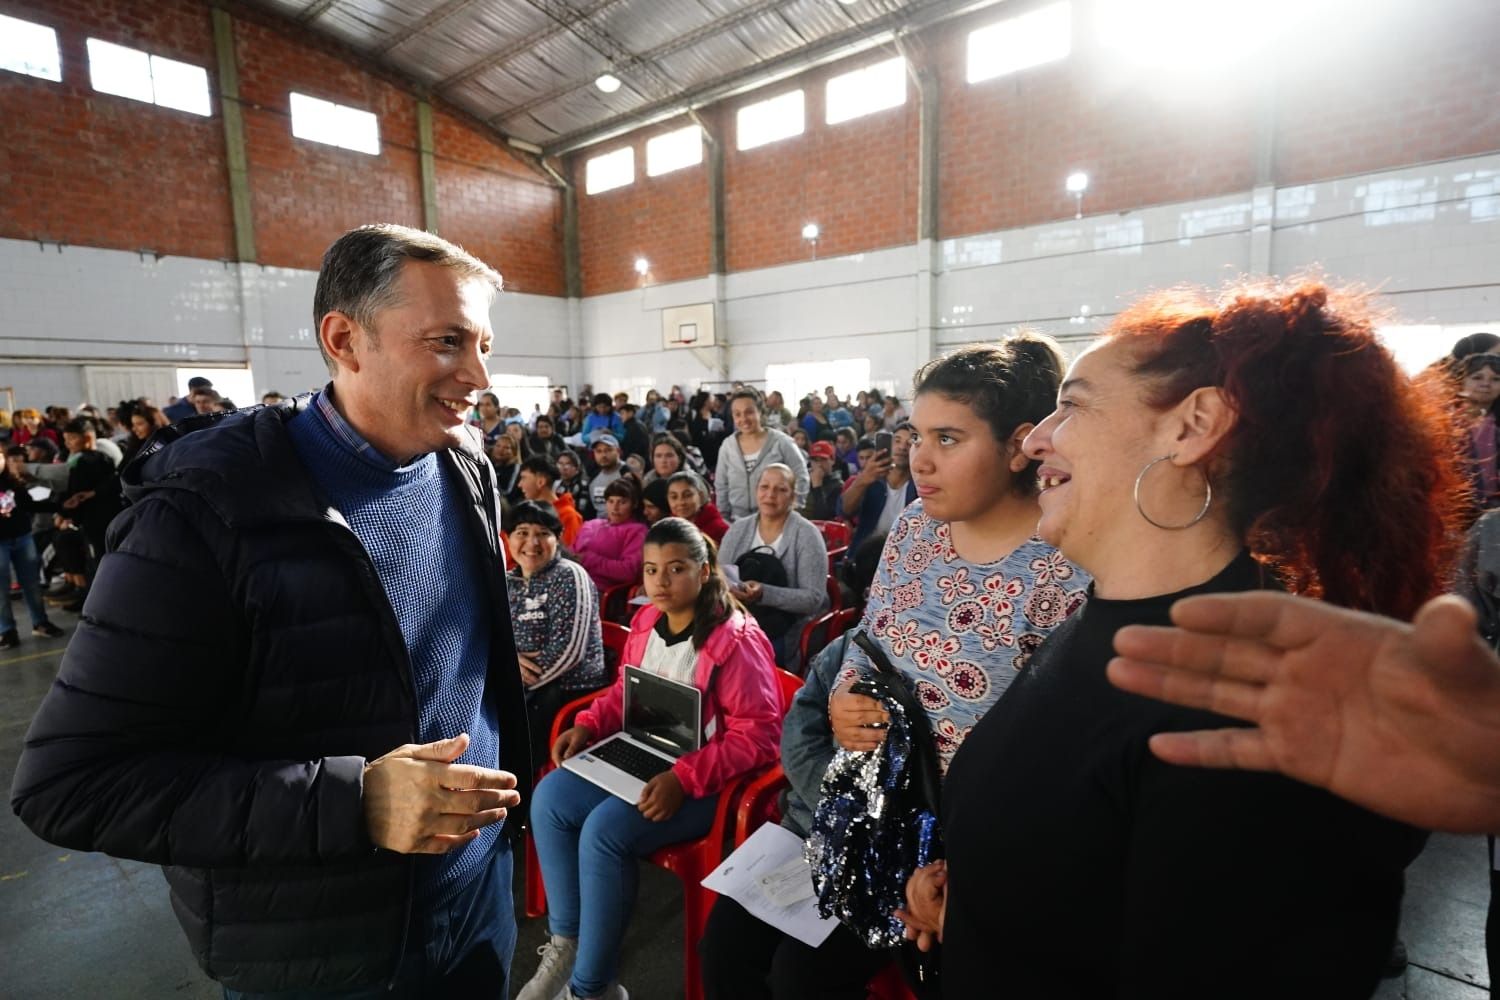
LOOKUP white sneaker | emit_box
[516,935,578,1000]
[565,985,628,1000]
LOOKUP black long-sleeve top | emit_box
[941,552,1425,999]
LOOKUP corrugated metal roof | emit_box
[243,0,999,152]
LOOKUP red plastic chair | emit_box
[648,668,803,1000]
[528,669,803,1000]
[826,574,843,614]
[524,685,607,918]
[796,607,857,674]
[868,962,920,999]
[600,620,630,671]
[810,518,851,551]
[826,544,848,573]
[599,582,633,625]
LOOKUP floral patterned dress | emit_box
[837,500,1090,773]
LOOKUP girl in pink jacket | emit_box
[572,477,649,591]
[518,517,783,1000]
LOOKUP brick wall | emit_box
[0,0,562,283]
[575,113,713,297]
[0,0,232,260]
[572,0,1500,296]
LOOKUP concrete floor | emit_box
[1,611,1491,999]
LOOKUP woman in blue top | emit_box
[830,335,1091,771]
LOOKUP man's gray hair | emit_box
[312,224,503,372]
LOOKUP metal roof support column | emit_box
[212,6,255,263]
[417,99,440,234]
[913,61,941,374]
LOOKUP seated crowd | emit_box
[11,279,1500,1000]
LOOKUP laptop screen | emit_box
[623,666,702,757]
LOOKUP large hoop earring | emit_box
[1134,454,1212,531]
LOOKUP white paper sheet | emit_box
[26,486,50,502]
[701,822,838,947]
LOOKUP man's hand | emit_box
[829,679,891,751]
[895,860,947,952]
[1108,592,1500,834]
[517,652,543,686]
[362,733,520,855]
[551,724,594,767]
[638,769,686,821]
[856,452,892,486]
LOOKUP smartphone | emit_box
[874,431,893,455]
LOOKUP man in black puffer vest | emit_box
[10,225,533,998]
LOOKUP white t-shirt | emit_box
[742,448,761,476]
[640,622,698,686]
[873,479,909,538]
[753,523,789,556]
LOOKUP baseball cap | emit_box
[809,441,836,460]
[592,433,620,449]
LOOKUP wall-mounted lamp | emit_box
[634,257,650,276]
[802,221,820,260]
[1065,171,1089,219]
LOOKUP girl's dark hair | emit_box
[650,432,687,469]
[666,470,708,501]
[911,332,1067,495]
[1110,277,1466,618]
[729,387,763,413]
[644,517,743,649]
[511,499,563,537]
[1450,332,1499,361]
[603,475,641,513]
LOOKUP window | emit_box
[826,57,907,126]
[86,39,211,115]
[646,125,703,177]
[290,92,381,155]
[966,2,1071,84]
[764,358,872,412]
[0,14,61,82]
[736,90,805,151]
[585,146,635,194]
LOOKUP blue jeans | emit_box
[0,534,49,633]
[224,841,515,1000]
[532,767,717,996]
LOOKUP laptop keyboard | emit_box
[591,739,673,783]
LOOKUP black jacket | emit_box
[9,398,532,993]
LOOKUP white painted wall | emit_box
[4,152,1497,411]
[0,237,575,409]
[577,152,1500,394]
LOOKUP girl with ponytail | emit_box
[520,517,782,1000]
[927,277,1465,997]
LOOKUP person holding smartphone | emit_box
[841,424,917,552]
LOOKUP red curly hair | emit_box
[1108,277,1467,619]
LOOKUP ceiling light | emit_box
[801,222,820,241]
[595,73,621,94]
[1065,171,1089,193]
[634,257,649,275]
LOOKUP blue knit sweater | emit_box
[288,390,498,905]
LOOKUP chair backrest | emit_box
[775,667,803,713]
[826,545,848,573]
[600,621,630,677]
[599,582,633,624]
[826,574,842,613]
[810,518,851,551]
[798,609,837,671]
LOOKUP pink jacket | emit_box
[573,518,648,591]
[577,604,782,799]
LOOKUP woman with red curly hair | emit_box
[905,279,1466,997]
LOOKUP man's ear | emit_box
[319,311,364,375]
[1164,387,1235,466]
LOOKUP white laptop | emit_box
[562,666,703,803]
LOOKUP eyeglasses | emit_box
[1465,354,1500,376]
